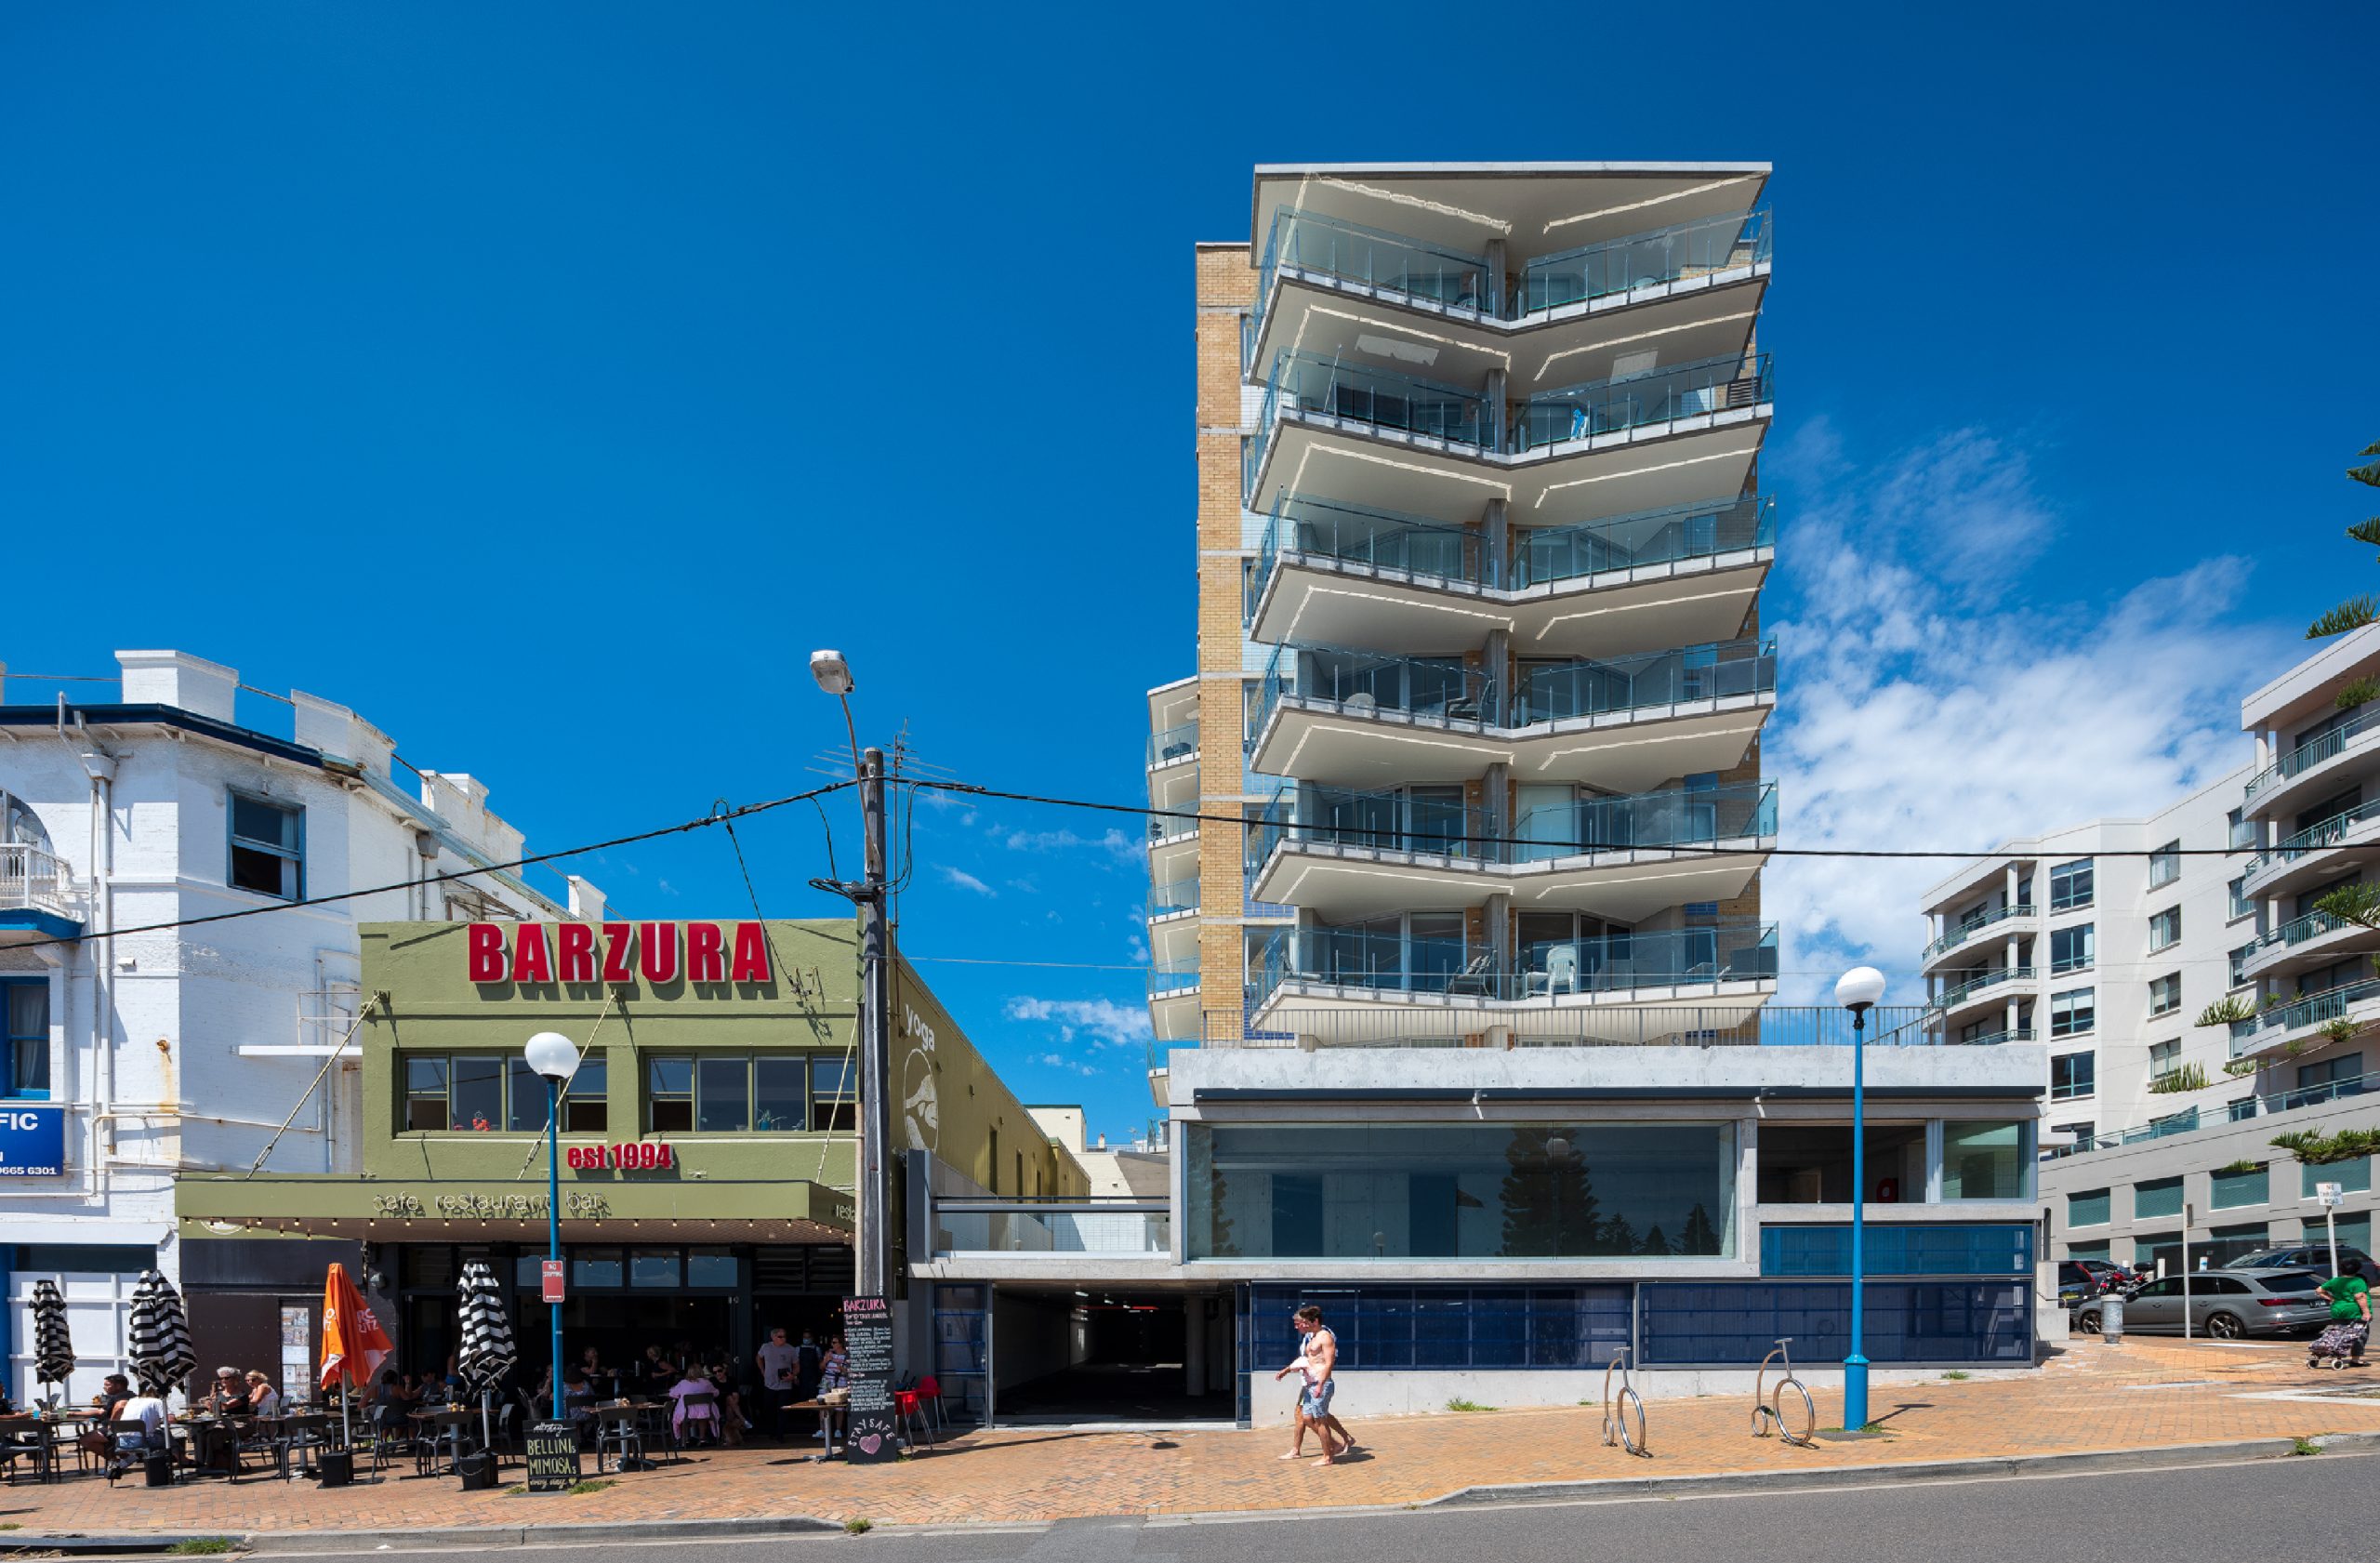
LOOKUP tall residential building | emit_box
[1147,162,1780,1065]
[1917,763,2257,1153]
[2024,623,2380,1275]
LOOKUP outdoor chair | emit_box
[673,1390,721,1450]
[1544,946,1580,995]
[100,1420,161,1485]
[0,1425,48,1484]
[892,1387,934,1450]
[1444,952,1496,997]
[592,1404,647,1473]
[913,1373,948,1437]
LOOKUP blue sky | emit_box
[4,3,2375,1138]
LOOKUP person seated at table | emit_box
[666,1364,723,1446]
[576,1346,609,1397]
[704,1358,749,1438]
[106,1388,167,1479]
[441,1353,465,1404]
[204,1366,252,1416]
[244,1371,281,1420]
[629,1344,672,1396]
[79,1374,133,1459]
[371,1370,412,1431]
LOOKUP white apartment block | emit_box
[0,650,575,1402]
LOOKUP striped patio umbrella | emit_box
[29,1279,73,1400]
[126,1271,195,1401]
[456,1261,517,1446]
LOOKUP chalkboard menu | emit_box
[840,1293,897,1463]
[525,1421,582,1491]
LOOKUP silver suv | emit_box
[2075,1268,2333,1338]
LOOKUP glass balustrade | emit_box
[1511,637,1775,725]
[1254,494,1486,594]
[1147,721,1199,766]
[2246,797,2380,880]
[1250,781,1774,873]
[1519,206,1772,315]
[1516,353,1773,450]
[1923,903,2036,960]
[1512,783,1776,861]
[2244,703,2380,801]
[1148,877,1200,920]
[1147,960,1201,998]
[1511,495,1775,589]
[1929,967,2036,1010]
[1256,922,1777,1003]
[1251,207,1495,348]
[933,1204,1171,1256]
[1250,642,1498,745]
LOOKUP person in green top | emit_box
[2309,1273,2372,1369]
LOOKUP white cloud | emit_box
[1004,996,1153,1051]
[1004,828,1141,867]
[1032,1052,1103,1077]
[939,867,996,896]
[1761,422,2292,1005]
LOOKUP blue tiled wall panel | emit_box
[1641,1281,2032,1365]
[1244,1285,1633,1371]
[1759,1225,2033,1278]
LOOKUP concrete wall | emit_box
[1247,1363,2021,1423]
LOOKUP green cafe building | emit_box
[176,918,1084,1386]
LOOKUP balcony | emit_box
[1244,205,1770,385]
[2231,976,2380,1058]
[1147,875,1200,966]
[1147,959,1203,1043]
[1248,780,1773,920]
[1245,491,1775,660]
[2241,797,2380,901]
[1245,351,1772,521]
[1247,637,1775,790]
[2242,701,2380,815]
[1147,720,1198,768]
[1251,921,1778,1032]
[1927,965,2036,1022]
[0,843,85,942]
[1920,904,2037,969]
[2240,907,2378,982]
[2045,1065,2380,1160]
[929,1199,1171,1260]
[1213,1001,1977,1051]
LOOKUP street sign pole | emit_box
[2318,1182,2346,1275]
[2181,1200,2194,1342]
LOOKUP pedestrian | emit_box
[2311,1265,2373,1369]
[755,1327,800,1437]
[795,1329,823,1402]
[1272,1304,1354,1464]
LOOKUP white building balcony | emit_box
[0,843,86,941]
[2239,907,2380,984]
[2232,977,2380,1060]
[2241,701,2380,823]
[1919,903,2038,974]
[1927,965,2036,1027]
[2241,799,2380,903]
[1246,638,1774,792]
[1147,959,1203,1045]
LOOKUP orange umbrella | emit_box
[320,1264,393,1435]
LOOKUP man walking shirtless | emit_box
[1274,1304,1355,1464]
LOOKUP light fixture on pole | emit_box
[523,1030,580,1422]
[808,649,892,1302]
[1834,964,1887,1432]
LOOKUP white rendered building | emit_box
[0,650,576,1402]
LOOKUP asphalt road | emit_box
[259,1450,2378,1562]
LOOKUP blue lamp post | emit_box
[524,1030,581,1422]
[1834,964,1887,1432]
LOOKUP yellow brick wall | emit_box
[1195,245,1254,1025]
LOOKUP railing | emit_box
[1254,494,1486,600]
[1250,783,1775,876]
[1258,351,1493,447]
[1255,921,1777,1006]
[2243,907,2354,959]
[932,1199,1171,1257]
[2050,1067,2380,1159]
[1515,353,1772,450]
[1511,636,1776,724]
[2046,1108,2202,1159]
[1250,642,1497,747]
[1520,206,1772,315]
[1922,903,2036,960]
[1928,966,2036,1011]
[1955,1027,2036,1046]
[1205,1002,1937,1050]
[2230,975,2380,1047]
[1148,877,1200,920]
[1147,960,1201,999]
[2245,797,2380,881]
[0,843,81,921]
[1250,207,1495,353]
[1511,495,1775,589]
[2244,704,2380,802]
[1147,721,1199,767]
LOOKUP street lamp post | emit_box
[524,1030,581,1422]
[1834,965,1887,1433]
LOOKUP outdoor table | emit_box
[174,1416,237,1477]
[280,1412,336,1475]
[785,1399,845,1459]
[0,1415,54,1483]
[410,1408,478,1477]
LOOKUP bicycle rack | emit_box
[1751,1337,1816,1449]
[1601,1345,1648,1458]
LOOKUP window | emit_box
[228,792,303,900]
[501,1056,608,1133]
[987,1127,1000,1193]
[2069,1239,2112,1264]
[2049,859,2094,911]
[2148,974,2183,1016]
[2147,907,2182,952]
[2050,1052,2096,1101]
[2228,876,2253,920]
[2228,809,2257,851]
[2051,1120,2096,1146]
[650,1055,826,1133]
[2068,1188,2111,1227]
[810,1058,856,1131]
[1942,1121,2030,1200]
[0,980,49,1100]
[2229,943,2254,988]
[2206,1223,2268,1267]
[2135,1176,2184,1221]
[2149,1038,2179,1074]
[2306,1156,2373,1198]
[2050,923,2095,974]
[2298,1053,2364,1092]
[2210,1162,2268,1209]
[403,1052,584,1133]
[2050,988,2096,1038]
[2147,841,2181,890]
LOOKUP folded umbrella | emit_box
[126,1271,195,1401]
[30,1279,73,1401]
[456,1260,516,1448]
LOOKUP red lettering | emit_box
[601,923,635,983]
[467,923,507,983]
[557,923,596,983]
[685,923,724,983]
[638,921,679,983]
[657,1143,673,1170]
[511,923,552,984]
[730,921,772,983]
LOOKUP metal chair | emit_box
[592,1404,647,1473]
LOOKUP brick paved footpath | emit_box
[10,1341,2380,1536]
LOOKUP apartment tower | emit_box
[1146,164,1780,1070]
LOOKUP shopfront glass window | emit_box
[1185,1120,1734,1260]
[448,1057,502,1132]
[1753,1123,1927,1204]
[1942,1120,2030,1200]
[404,1057,449,1132]
[755,1058,807,1132]
[812,1058,856,1131]
[563,1059,608,1133]
[508,1057,546,1133]
[687,1248,736,1288]
[572,1249,623,1288]
[648,1058,694,1133]
[696,1057,749,1132]
[630,1252,681,1288]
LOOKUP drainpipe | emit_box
[76,738,117,1206]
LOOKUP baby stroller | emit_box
[2308,1318,2368,1369]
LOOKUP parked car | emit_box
[2222,1244,2375,1276]
[2057,1262,2111,1308]
[2074,1268,2333,1338]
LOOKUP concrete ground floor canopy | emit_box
[174,1170,854,1246]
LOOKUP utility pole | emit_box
[855,745,893,1298]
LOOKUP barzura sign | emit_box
[468,921,772,986]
